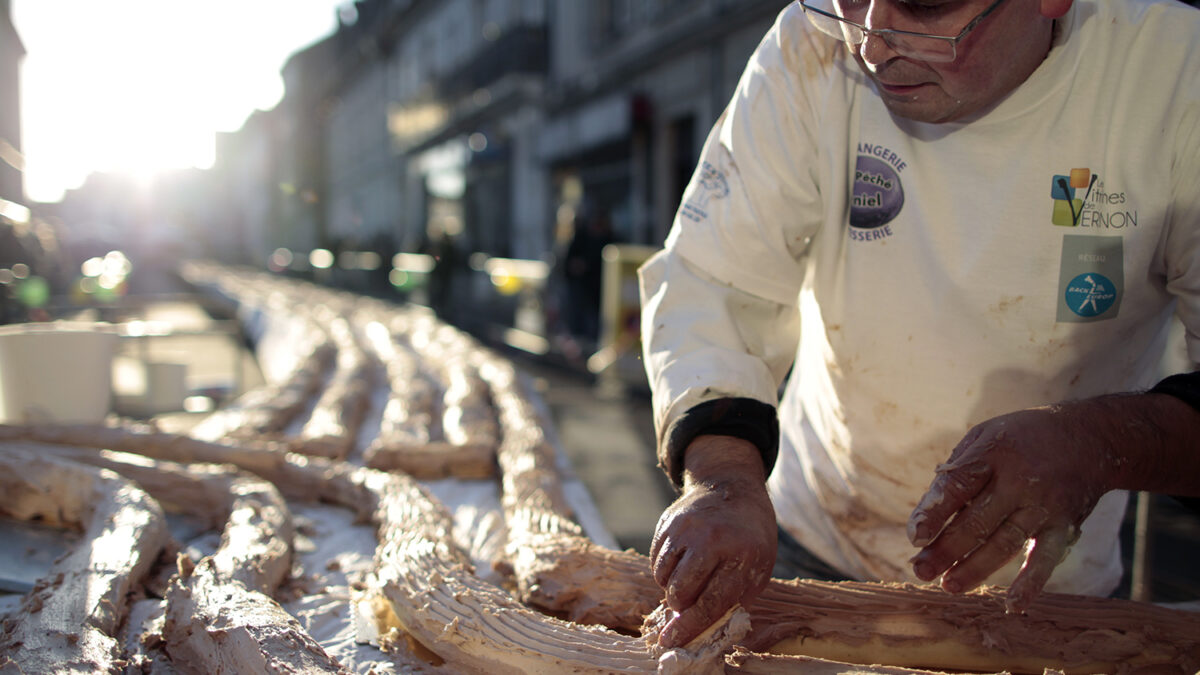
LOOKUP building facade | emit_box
[201,0,788,263]
[1,0,25,213]
[541,0,789,247]
[179,0,794,337]
[46,0,792,334]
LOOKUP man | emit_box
[639,0,1200,648]
[563,207,614,346]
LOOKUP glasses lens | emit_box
[884,34,957,62]
[801,0,960,63]
[802,2,865,44]
[802,1,960,63]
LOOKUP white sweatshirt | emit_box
[640,0,1200,596]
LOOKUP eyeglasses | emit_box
[798,0,1010,63]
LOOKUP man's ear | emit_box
[1040,0,1073,19]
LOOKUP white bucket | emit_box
[0,322,119,424]
[112,358,189,417]
[143,361,189,414]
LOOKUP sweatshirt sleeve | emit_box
[1167,100,1200,365]
[638,9,829,488]
[639,252,799,487]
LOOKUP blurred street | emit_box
[118,291,1196,606]
[112,291,674,557]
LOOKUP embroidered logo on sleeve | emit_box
[681,162,730,223]
[850,143,907,241]
[1056,235,1124,322]
[1049,169,1138,229]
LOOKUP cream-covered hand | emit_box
[907,399,1128,612]
[650,435,776,647]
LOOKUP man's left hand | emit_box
[906,401,1116,613]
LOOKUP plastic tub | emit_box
[143,361,188,415]
[0,322,119,424]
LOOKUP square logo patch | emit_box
[1056,235,1123,323]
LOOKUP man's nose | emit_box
[859,31,901,67]
[858,1,902,67]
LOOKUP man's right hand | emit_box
[649,434,776,648]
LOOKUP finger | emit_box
[943,424,986,465]
[908,459,993,548]
[910,483,1015,582]
[659,562,743,648]
[937,506,1049,594]
[664,547,717,611]
[649,509,678,571]
[739,553,775,606]
[652,535,684,589]
[1005,524,1078,614]
[649,525,666,565]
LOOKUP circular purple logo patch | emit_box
[850,155,905,229]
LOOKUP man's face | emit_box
[849,0,1057,123]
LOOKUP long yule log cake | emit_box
[295,316,379,460]
[368,462,717,674]
[509,529,661,632]
[0,448,168,673]
[0,423,662,671]
[208,445,671,673]
[479,349,661,631]
[135,431,732,673]
[9,440,347,673]
[750,578,1200,674]
[439,359,500,458]
[724,647,962,674]
[31,442,295,594]
[360,321,495,479]
[205,331,336,441]
[482,356,576,520]
[517,539,1200,674]
[0,421,304,482]
[361,321,439,469]
[162,555,349,675]
[187,323,333,441]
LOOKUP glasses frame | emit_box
[798,0,1011,62]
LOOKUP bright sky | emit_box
[12,0,353,204]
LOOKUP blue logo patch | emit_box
[850,155,905,230]
[1064,273,1117,318]
[681,161,730,223]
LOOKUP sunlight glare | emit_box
[12,0,349,203]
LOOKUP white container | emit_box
[111,357,189,417]
[0,322,119,424]
[143,361,189,414]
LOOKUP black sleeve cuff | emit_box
[1149,371,1200,511]
[660,397,779,489]
[1148,370,1200,414]
[1174,496,1200,516]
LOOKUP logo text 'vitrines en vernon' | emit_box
[1049,168,1138,229]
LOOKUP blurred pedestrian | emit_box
[563,208,613,347]
[422,229,461,323]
